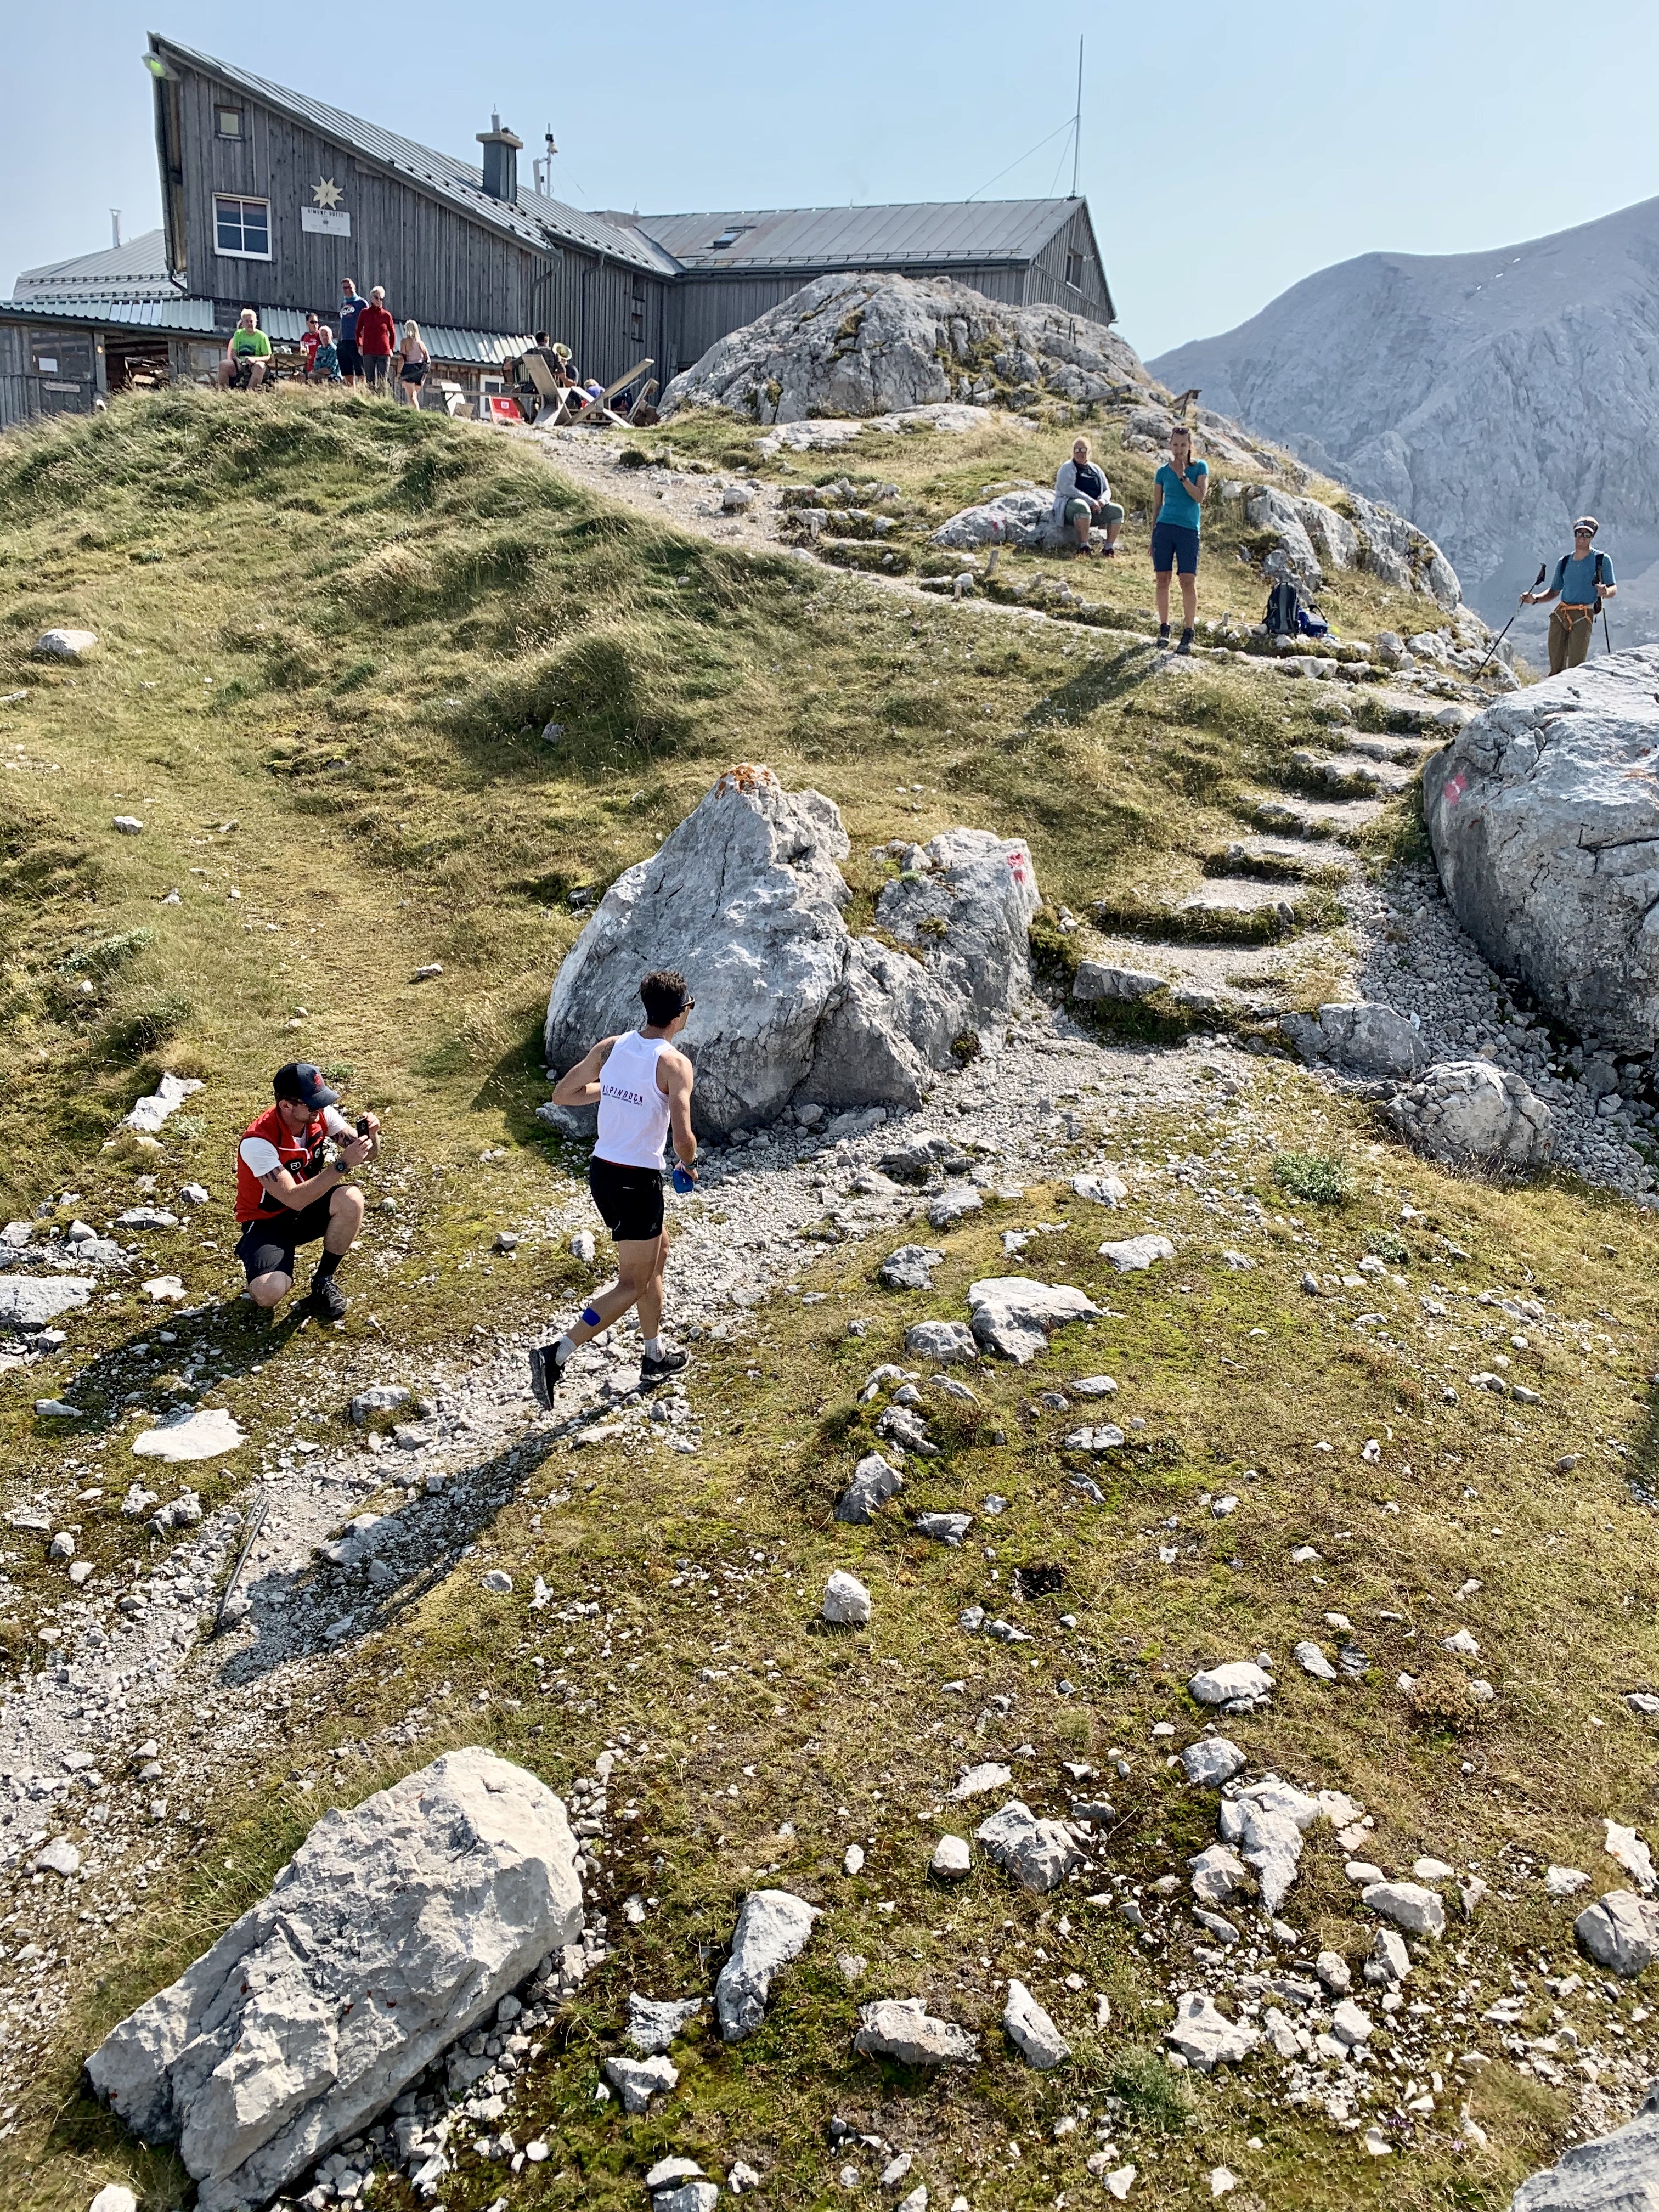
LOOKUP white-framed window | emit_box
[215,105,245,139]
[214,195,270,259]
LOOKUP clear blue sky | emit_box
[7,1,1658,360]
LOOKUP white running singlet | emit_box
[595,1031,673,1169]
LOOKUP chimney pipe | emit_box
[111,209,122,249]
[477,112,523,205]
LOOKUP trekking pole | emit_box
[1601,596,1614,656]
[1471,563,1546,684]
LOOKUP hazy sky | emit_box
[7,0,1658,360]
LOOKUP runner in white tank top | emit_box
[530,969,699,1404]
[596,1029,674,1169]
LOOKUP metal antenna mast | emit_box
[1071,36,1084,197]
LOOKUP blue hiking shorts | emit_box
[1152,521,1200,577]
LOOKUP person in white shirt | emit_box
[530,969,698,1402]
[233,1062,380,1320]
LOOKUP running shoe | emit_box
[528,1338,573,1409]
[1176,628,1194,656]
[640,1347,690,1387]
[310,1272,348,1323]
[1157,623,1171,646]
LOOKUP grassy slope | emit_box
[1,393,1657,2212]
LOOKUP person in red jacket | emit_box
[356,286,397,392]
[235,1063,380,1320]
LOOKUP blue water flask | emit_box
[671,1164,695,1193]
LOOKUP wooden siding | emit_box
[167,61,669,384]
[0,321,104,433]
[1024,204,1113,323]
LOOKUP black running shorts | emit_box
[589,1157,665,1244]
[236,1193,336,1282]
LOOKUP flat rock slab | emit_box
[0,1277,96,1330]
[968,1276,1099,1363]
[1166,1991,1261,2070]
[121,1072,204,1136]
[1189,1660,1274,1708]
[879,1244,945,1291]
[1292,748,1415,794]
[627,1993,704,2053]
[714,1890,820,2041]
[132,1408,247,1464]
[1098,1235,1174,1274]
[86,1748,582,2211]
[1511,2081,1659,2211]
[1251,795,1383,841]
[1363,1880,1447,1938]
[854,1997,979,2066]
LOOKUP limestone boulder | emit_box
[86,1749,582,2212]
[661,272,1144,424]
[931,489,1052,551]
[1282,1001,1429,1079]
[1424,650,1659,1050]
[1575,1891,1659,1977]
[974,1799,1082,1892]
[853,1997,979,2066]
[1385,1059,1553,1169]
[543,768,1038,1136]
[967,1277,1100,1363]
[1510,2080,1659,2211]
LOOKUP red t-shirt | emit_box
[236,1103,345,1222]
[356,306,396,358]
[300,329,321,368]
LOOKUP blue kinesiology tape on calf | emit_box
[582,1306,602,1327]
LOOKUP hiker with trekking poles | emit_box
[1521,517,1616,674]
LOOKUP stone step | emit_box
[1287,748,1417,797]
[1347,732,1440,765]
[1072,929,1354,1020]
[1250,794,1383,841]
[1207,837,1350,884]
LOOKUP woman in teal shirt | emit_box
[1150,424,1208,654]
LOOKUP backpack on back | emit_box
[1264,579,1301,636]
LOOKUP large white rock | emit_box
[121,1072,204,1136]
[853,1997,979,2065]
[662,272,1144,423]
[967,1277,1100,1363]
[1189,1660,1274,1708]
[1574,1891,1659,1977]
[1362,1880,1447,1938]
[1510,2081,1659,2212]
[1282,1002,1429,1079]
[542,769,1038,1136]
[1165,1991,1260,2070]
[1425,652,1659,1048]
[131,1408,247,1464]
[714,1890,820,2041]
[973,1800,1082,1893]
[0,1276,96,1330]
[86,1749,582,2212]
[1181,1739,1247,1787]
[34,628,98,658]
[1003,1978,1069,2068]
[1385,1059,1552,1169]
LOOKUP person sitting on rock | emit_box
[234,1063,380,1322]
[1053,436,1124,557]
[529,970,698,1404]
[1521,516,1616,674]
[1151,422,1209,653]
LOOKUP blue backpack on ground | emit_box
[1296,605,1330,637]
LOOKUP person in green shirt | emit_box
[218,309,273,391]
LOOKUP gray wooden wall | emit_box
[0,322,103,432]
[1024,204,1113,323]
[167,61,669,384]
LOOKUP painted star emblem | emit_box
[311,177,343,209]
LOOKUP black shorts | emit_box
[1152,521,1200,577]
[400,361,427,386]
[236,1193,335,1282]
[337,338,362,375]
[589,1158,665,1244]
[364,353,391,387]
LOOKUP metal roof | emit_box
[14,229,172,300]
[628,198,1081,272]
[0,292,535,364]
[149,37,677,278]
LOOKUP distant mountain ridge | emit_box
[1148,195,1659,645]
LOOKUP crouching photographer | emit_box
[235,1062,380,1321]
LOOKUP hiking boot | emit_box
[309,1271,348,1323]
[640,1347,690,1387]
[1176,627,1194,656]
[1157,624,1171,646]
[528,1338,573,1410]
